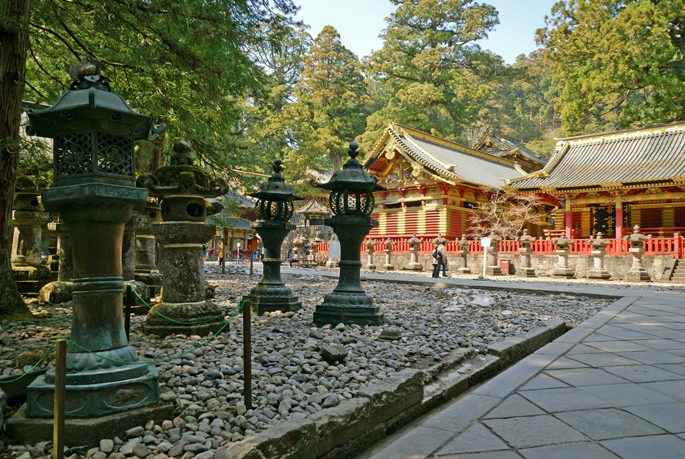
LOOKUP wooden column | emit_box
[565,199,573,239]
[615,196,623,238]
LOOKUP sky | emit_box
[293,0,559,65]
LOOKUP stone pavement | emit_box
[314,272,685,459]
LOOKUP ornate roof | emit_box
[364,123,525,188]
[507,121,685,192]
[296,199,331,217]
[475,130,545,164]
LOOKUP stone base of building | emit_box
[244,294,301,316]
[517,268,536,278]
[588,269,611,280]
[485,266,502,275]
[38,280,73,304]
[135,271,163,297]
[26,365,160,418]
[625,270,651,282]
[142,300,226,337]
[403,263,423,271]
[313,292,382,327]
[5,401,173,447]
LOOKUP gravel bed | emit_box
[0,262,614,458]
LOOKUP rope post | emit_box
[124,285,134,341]
[243,301,252,409]
[53,340,67,459]
[249,250,254,276]
[222,227,227,274]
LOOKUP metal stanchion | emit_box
[53,340,67,459]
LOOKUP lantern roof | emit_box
[250,159,303,202]
[312,141,386,192]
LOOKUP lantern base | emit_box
[456,268,471,274]
[553,267,575,277]
[625,270,651,282]
[134,270,163,297]
[142,300,226,337]
[38,280,73,304]
[485,266,502,276]
[588,269,611,280]
[25,365,160,418]
[403,263,423,271]
[11,265,51,295]
[244,293,301,316]
[517,268,537,278]
[313,292,382,327]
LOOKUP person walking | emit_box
[217,240,225,265]
[290,250,299,267]
[432,242,447,278]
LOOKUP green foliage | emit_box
[538,0,685,133]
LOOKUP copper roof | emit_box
[508,121,685,191]
[296,199,331,217]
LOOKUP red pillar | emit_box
[615,206,623,238]
[565,211,572,239]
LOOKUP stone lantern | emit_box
[38,215,73,303]
[23,60,167,420]
[134,198,164,296]
[139,140,228,336]
[481,233,502,275]
[517,229,537,278]
[404,234,423,271]
[11,189,51,294]
[292,235,306,260]
[588,232,611,279]
[455,235,471,274]
[623,226,652,281]
[243,159,303,315]
[363,238,378,270]
[382,237,396,271]
[552,236,575,277]
[310,234,323,266]
[311,141,385,326]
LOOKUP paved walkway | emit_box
[301,271,685,459]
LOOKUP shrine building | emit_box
[362,123,545,241]
[474,129,546,174]
[507,121,685,239]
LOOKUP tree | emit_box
[1,0,34,318]
[538,0,685,133]
[469,189,549,240]
[292,26,370,173]
[359,0,502,151]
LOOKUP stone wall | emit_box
[360,252,675,281]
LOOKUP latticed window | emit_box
[97,133,133,177]
[55,133,93,178]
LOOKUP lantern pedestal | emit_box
[27,183,160,418]
[134,201,164,297]
[142,222,225,337]
[313,216,382,327]
[11,193,51,295]
[244,221,301,315]
[123,214,151,311]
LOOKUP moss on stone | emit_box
[154,165,214,192]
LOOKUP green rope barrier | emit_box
[129,287,230,325]
[0,300,246,383]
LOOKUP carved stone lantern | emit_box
[243,159,303,315]
[404,234,423,271]
[138,140,228,336]
[11,189,51,294]
[455,235,471,274]
[517,229,537,278]
[24,60,166,419]
[588,232,611,279]
[552,236,575,277]
[382,237,396,271]
[38,215,73,303]
[292,235,306,261]
[363,238,378,270]
[310,234,323,266]
[623,225,652,282]
[134,198,164,296]
[311,141,385,326]
[481,233,502,275]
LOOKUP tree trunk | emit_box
[0,0,34,319]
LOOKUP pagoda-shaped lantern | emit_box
[623,226,652,282]
[455,235,471,274]
[311,141,386,326]
[552,235,575,277]
[404,234,423,271]
[243,159,303,314]
[517,229,537,278]
[139,141,228,336]
[22,59,167,422]
[296,199,331,226]
[363,238,378,270]
[588,232,611,279]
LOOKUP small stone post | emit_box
[588,232,612,279]
[517,229,536,278]
[404,234,423,271]
[623,226,652,281]
[39,216,73,303]
[310,236,321,266]
[552,236,575,277]
[483,233,502,275]
[135,199,163,297]
[455,235,471,274]
[123,215,151,306]
[382,237,396,271]
[363,238,377,270]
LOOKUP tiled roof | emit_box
[296,199,330,216]
[508,121,685,190]
[368,124,525,188]
[475,131,545,164]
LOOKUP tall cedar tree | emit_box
[0,0,34,318]
[538,0,685,133]
[360,0,502,152]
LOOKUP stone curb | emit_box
[212,320,568,459]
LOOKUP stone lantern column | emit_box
[363,238,377,270]
[455,235,471,274]
[134,199,163,296]
[243,159,302,315]
[404,234,423,271]
[293,236,305,261]
[11,192,51,294]
[517,229,536,278]
[310,235,322,266]
[552,236,575,277]
[22,61,166,421]
[39,216,73,303]
[382,237,396,271]
[123,215,151,305]
[312,141,385,326]
[623,225,652,281]
[482,233,502,275]
[140,141,228,336]
[588,232,611,279]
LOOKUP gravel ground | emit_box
[0,262,621,458]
